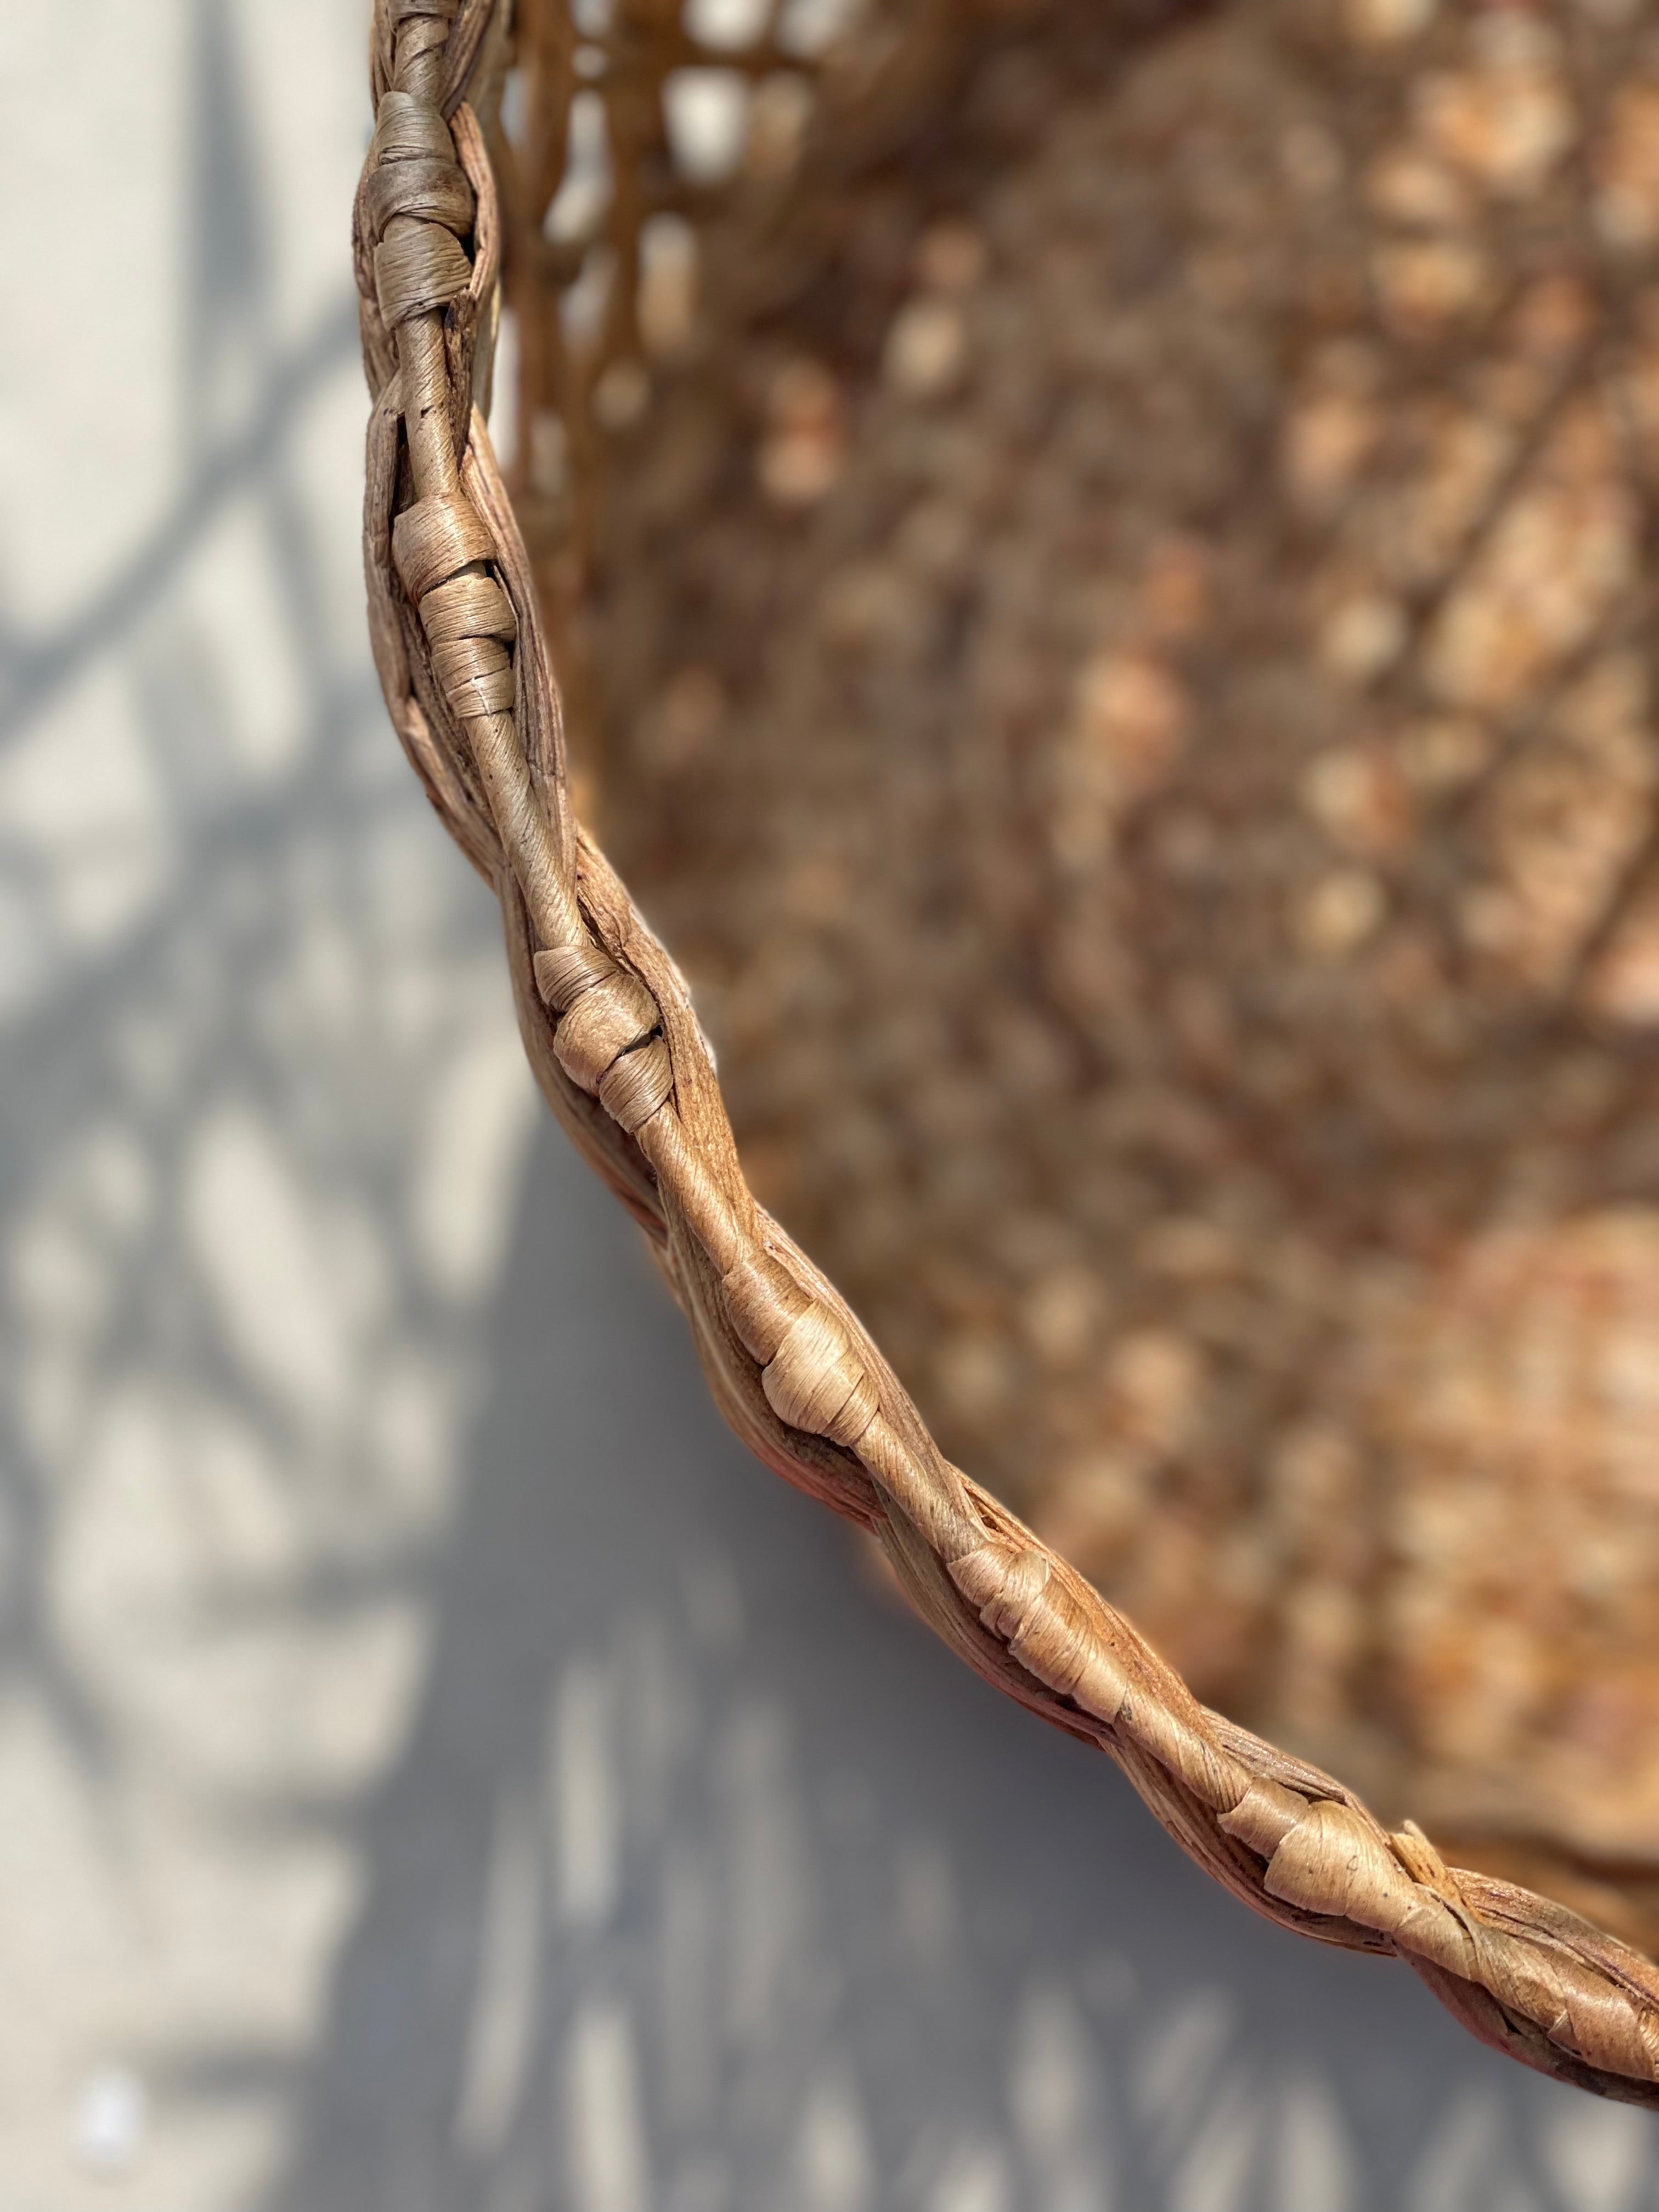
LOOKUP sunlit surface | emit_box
[1,3,1656,2206]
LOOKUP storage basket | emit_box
[357,0,1659,2100]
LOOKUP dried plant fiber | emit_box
[358,0,1659,2102]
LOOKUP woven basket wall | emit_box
[490,0,1659,1945]
[359,0,1659,2096]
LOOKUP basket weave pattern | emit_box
[357,0,1659,2103]
[571,0,1659,1942]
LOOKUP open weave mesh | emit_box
[358,0,1659,2101]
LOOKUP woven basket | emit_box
[357,0,1659,2101]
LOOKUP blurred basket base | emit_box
[501,0,1659,1945]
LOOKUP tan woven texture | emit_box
[564,0,1659,1951]
[357,0,1659,2104]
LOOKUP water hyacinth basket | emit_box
[356,0,1659,2100]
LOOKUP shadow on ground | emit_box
[263,1129,1613,2212]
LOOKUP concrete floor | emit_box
[0,2,1653,2205]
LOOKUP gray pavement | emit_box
[0,2,1655,2206]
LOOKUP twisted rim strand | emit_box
[356,0,1659,2105]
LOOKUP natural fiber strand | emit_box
[356,0,1659,2103]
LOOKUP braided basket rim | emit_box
[357,0,1659,2106]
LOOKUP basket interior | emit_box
[484,0,1659,1945]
